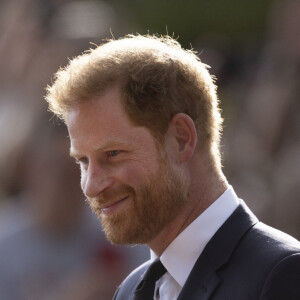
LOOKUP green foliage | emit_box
[104,0,273,47]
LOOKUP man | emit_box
[46,34,300,299]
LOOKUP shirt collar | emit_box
[150,185,239,287]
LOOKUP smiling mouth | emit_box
[100,196,129,215]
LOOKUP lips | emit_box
[100,195,129,215]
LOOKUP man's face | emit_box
[67,86,189,245]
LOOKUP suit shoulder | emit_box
[236,221,300,272]
[210,219,300,299]
[250,222,300,253]
[247,223,300,299]
[114,259,151,300]
[260,253,300,300]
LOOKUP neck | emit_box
[147,159,228,256]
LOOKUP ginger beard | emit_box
[87,151,190,245]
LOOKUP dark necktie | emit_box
[133,259,167,300]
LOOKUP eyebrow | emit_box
[69,141,131,158]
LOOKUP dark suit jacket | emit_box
[113,201,300,299]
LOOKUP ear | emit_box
[165,113,197,163]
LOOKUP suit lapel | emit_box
[177,272,220,300]
[177,201,258,300]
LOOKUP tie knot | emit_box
[143,259,167,283]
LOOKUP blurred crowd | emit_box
[0,0,299,299]
[0,1,148,299]
[221,0,300,238]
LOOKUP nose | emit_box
[81,163,113,198]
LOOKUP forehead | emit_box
[66,86,158,154]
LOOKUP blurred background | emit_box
[0,0,299,298]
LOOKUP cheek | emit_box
[118,161,158,187]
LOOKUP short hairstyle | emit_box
[45,34,223,167]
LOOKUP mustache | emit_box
[86,184,136,207]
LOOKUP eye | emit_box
[108,150,121,157]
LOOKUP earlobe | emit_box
[169,113,197,162]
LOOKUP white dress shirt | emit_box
[151,186,240,300]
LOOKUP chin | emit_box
[102,218,157,245]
